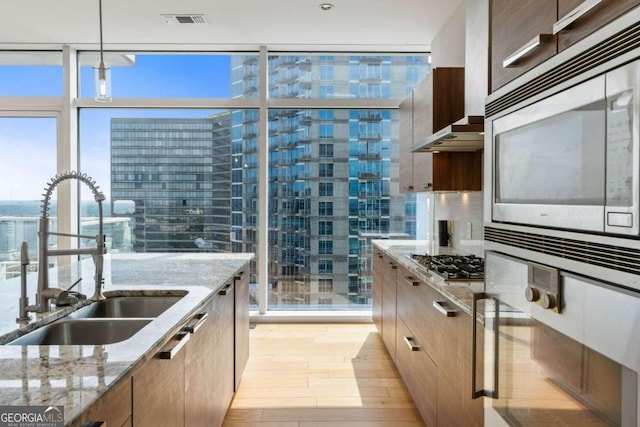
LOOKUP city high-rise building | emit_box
[107,54,428,308]
[231,54,428,309]
[110,113,232,253]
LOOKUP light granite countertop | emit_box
[372,240,484,315]
[0,252,253,426]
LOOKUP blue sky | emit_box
[79,54,232,98]
[0,54,233,200]
[1,53,429,201]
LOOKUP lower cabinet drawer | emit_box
[396,266,438,356]
[395,316,437,426]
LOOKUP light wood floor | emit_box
[222,323,425,427]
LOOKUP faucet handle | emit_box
[20,242,29,265]
[56,291,86,306]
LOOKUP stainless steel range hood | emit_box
[412,0,488,154]
[411,115,484,152]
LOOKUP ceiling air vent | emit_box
[161,14,208,24]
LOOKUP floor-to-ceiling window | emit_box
[0,117,58,274]
[0,49,428,314]
[260,54,427,310]
[77,53,261,303]
[79,109,253,255]
[0,51,63,280]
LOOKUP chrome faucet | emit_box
[19,171,107,319]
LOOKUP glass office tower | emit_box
[108,54,428,309]
[110,113,232,253]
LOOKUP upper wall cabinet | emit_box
[490,0,557,93]
[399,68,482,193]
[399,92,422,192]
[490,0,640,93]
[414,67,465,138]
[556,0,640,51]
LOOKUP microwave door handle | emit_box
[472,292,499,399]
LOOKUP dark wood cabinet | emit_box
[556,0,640,52]
[381,256,398,361]
[76,263,251,427]
[207,282,236,427]
[184,301,219,427]
[373,250,483,426]
[234,270,250,391]
[399,68,481,193]
[184,282,235,427]
[133,332,186,427]
[490,0,640,93]
[372,250,384,332]
[133,276,243,427]
[398,93,419,192]
[490,0,557,92]
[430,295,483,427]
[395,265,435,355]
[133,287,234,427]
[74,378,132,427]
[432,151,482,192]
[414,67,465,141]
[395,317,437,427]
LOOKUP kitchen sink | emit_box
[71,295,183,318]
[8,318,152,346]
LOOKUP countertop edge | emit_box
[67,259,253,427]
[372,241,483,316]
[0,253,254,426]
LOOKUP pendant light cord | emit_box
[99,0,105,68]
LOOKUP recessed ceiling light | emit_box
[319,3,334,11]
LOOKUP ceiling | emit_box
[0,0,461,52]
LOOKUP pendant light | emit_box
[94,0,112,101]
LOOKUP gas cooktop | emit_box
[409,253,484,281]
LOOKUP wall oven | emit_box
[481,9,640,427]
[473,251,640,427]
[489,59,640,236]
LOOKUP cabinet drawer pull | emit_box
[403,276,420,286]
[433,300,457,317]
[183,312,208,334]
[218,282,234,295]
[403,336,421,351]
[376,251,383,258]
[234,270,246,280]
[503,34,551,68]
[553,0,602,34]
[386,261,397,269]
[158,331,190,359]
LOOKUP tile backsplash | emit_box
[416,191,483,252]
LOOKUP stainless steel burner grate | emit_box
[410,253,484,281]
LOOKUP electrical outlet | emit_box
[466,222,472,239]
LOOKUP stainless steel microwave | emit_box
[488,60,640,236]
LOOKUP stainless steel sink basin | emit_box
[71,295,183,318]
[8,318,152,345]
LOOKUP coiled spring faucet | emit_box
[18,171,107,320]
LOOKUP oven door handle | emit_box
[472,292,499,399]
